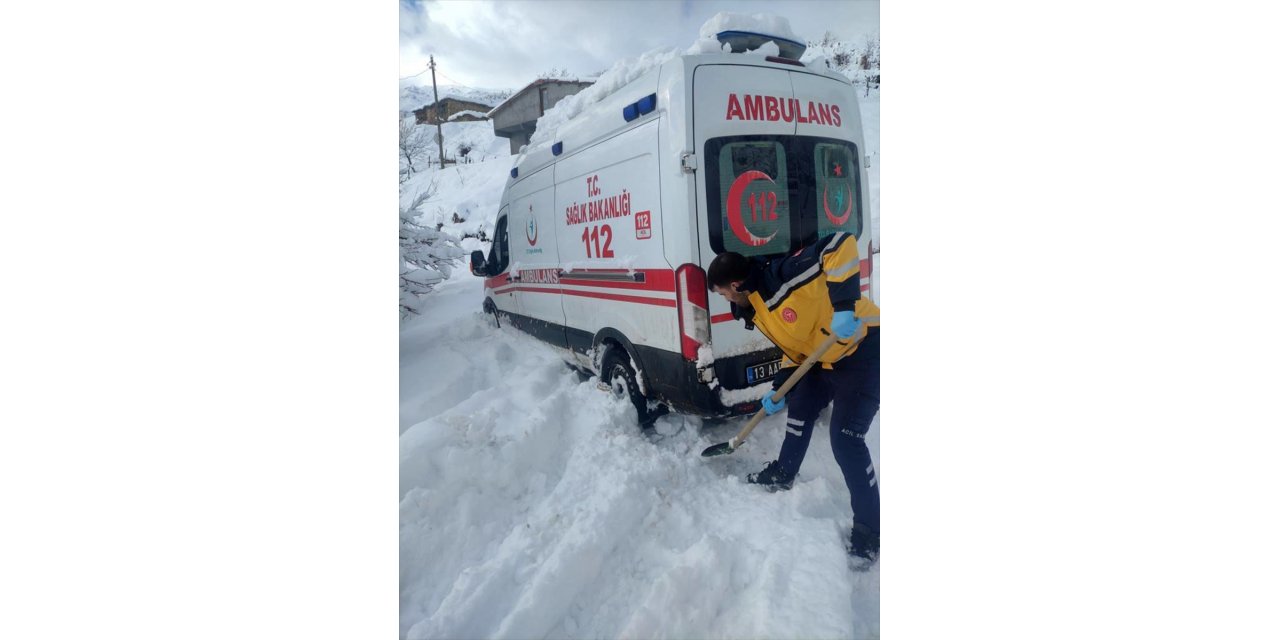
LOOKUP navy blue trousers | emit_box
[774,328,880,534]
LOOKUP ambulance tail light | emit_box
[865,240,878,300]
[676,264,710,361]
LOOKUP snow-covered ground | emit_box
[400,20,880,637]
[400,120,512,248]
[400,274,880,639]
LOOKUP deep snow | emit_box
[400,274,880,639]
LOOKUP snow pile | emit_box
[447,110,488,121]
[687,12,802,55]
[400,276,880,639]
[699,11,802,42]
[399,145,509,251]
[526,47,681,147]
[398,115,511,247]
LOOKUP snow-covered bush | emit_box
[400,185,466,321]
[399,115,431,183]
[803,30,880,94]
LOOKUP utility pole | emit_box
[429,55,446,167]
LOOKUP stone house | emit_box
[414,97,493,125]
[488,78,594,155]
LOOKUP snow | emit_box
[399,84,512,114]
[717,380,777,407]
[699,11,802,43]
[447,109,488,121]
[399,122,511,242]
[400,276,880,639]
[687,12,801,55]
[400,52,881,640]
[526,47,681,148]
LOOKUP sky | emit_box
[400,0,879,91]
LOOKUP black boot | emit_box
[746,460,795,491]
[848,523,879,569]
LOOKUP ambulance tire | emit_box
[482,299,500,328]
[601,347,650,427]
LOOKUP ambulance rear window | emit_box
[712,141,791,257]
[814,142,862,239]
[704,135,862,258]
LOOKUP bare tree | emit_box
[859,33,881,96]
[399,116,430,182]
[538,67,572,79]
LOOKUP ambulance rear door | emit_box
[692,63,795,390]
[791,71,874,303]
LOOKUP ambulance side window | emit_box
[490,216,510,273]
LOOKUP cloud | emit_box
[401,0,878,91]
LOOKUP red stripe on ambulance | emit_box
[494,285,675,308]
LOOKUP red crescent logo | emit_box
[526,206,538,246]
[823,183,852,226]
[726,170,779,247]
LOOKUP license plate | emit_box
[746,359,783,384]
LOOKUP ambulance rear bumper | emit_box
[634,344,782,418]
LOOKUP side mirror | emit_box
[469,250,488,276]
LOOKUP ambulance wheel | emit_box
[601,348,649,426]
[482,299,500,328]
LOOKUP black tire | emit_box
[482,299,501,328]
[601,347,650,426]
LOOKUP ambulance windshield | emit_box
[705,135,862,257]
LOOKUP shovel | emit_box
[701,331,844,457]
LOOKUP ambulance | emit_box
[469,32,877,422]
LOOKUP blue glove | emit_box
[832,310,862,339]
[762,393,786,415]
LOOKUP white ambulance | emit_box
[470,34,877,422]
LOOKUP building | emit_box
[487,78,595,155]
[414,97,494,125]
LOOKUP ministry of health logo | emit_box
[526,204,538,246]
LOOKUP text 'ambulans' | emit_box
[725,94,842,127]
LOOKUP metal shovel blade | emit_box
[701,441,737,457]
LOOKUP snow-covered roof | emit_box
[448,110,488,121]
[399,85,513,113]
[484,78,597,119]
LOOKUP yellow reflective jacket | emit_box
[731,232,881,376]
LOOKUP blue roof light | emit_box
[637,93,656,115]
[552,141,563,156]
[622,103,639,122]
[714,30,807,60]
[510,167,518,179]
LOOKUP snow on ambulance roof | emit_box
[697,11,801,43]
[692,11,805,58]
[524,48,680,148]
[514,11,806,168]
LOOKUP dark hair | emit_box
[707,252,752,290]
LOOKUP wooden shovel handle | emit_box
[728,331,845,450]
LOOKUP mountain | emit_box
[400,84,516,114]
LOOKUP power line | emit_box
[400,66,431,80]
